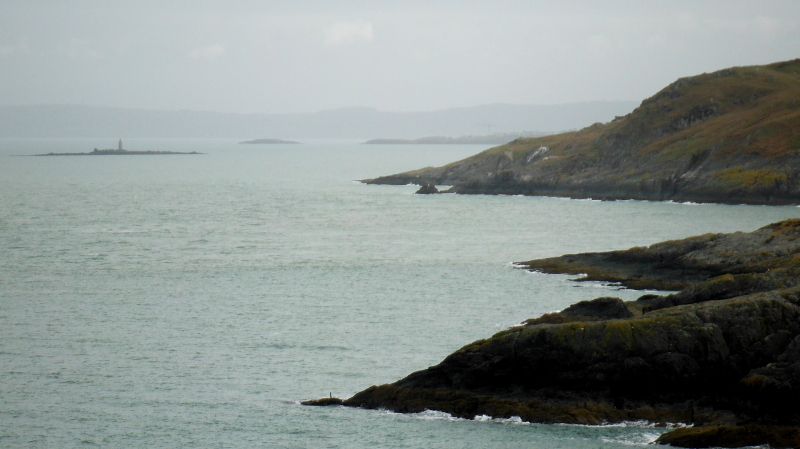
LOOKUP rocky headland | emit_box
[364,59,800,205]
[306,219,800,448]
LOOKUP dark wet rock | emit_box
[415,183,439,194]
[560,297,633,319]
[656,425,800,448]
[346,287,800,428]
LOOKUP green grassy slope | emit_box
[366,59,800,204]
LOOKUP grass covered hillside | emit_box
[366,59,800,205]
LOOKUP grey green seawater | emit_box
[2,138,798,448]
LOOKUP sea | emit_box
[2,138,797,448]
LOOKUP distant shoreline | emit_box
[29,149,204,156]
[363,134,546,145]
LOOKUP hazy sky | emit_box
[1,1,799,114]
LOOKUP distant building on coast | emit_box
[118,139,123,151]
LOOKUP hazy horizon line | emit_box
[0,100,640,116]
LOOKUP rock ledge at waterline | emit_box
[306,219,800,448]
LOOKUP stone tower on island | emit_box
[118,139,123,151]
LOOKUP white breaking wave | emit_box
[600,432,663,446]
[412,410,467,422]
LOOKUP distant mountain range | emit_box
[0,102,637,139]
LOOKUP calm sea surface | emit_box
[2,138,798,448]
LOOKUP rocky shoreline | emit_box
[305,219,800,448]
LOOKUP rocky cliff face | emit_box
[365,59,800,205]
[324,220,800,448]
[346,289,800,427]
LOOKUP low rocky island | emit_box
[307,219,800,448]
[365,59,800,205]
[33,148,203,156]
[239,138,300,144]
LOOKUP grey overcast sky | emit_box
[1,1,799,114]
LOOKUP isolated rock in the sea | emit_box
[415,183,439,194]
[334,219,800,448]
[363,59,800,205]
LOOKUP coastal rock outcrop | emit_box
[415,183,439,194]
[520,219,800,310]
[363,59,800,205]
[559,296,633,319]
[325,220,800,448]
[655,425,800,448]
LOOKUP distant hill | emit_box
[366,59,800,205]
[0,102,637,139]
[364,133,548,145]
